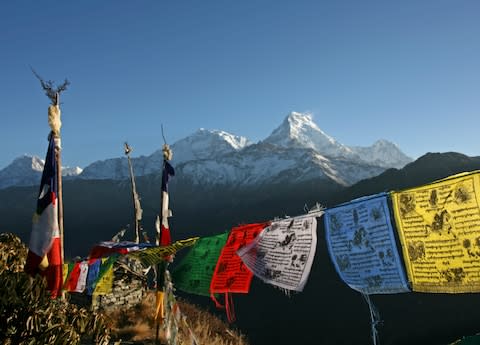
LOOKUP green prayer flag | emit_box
[172,232,229,296]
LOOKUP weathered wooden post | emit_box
[124,142,142,243]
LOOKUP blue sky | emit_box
[1,0,479,169]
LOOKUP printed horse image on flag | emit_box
[24,136,62,298]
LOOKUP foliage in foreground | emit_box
[0,232,110,345]
[1,232,248,344]
[106,291,249,345]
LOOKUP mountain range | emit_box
[0,112,412,189]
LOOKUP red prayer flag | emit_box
[210,222,270,321]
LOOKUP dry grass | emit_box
[105,291,249,345]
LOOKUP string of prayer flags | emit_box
[237,213,321,292]
[172,232,229,296]
[324,193,410,294]
[210,222,270,322]
[391,171,480,293]
[127,237,199,267]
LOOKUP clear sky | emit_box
[1,0,479,170]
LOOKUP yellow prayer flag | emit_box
[92,261,114,296]
[155,291,165,323]
[62,263,69,284]
[391,170,480,293]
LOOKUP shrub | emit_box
[0,232,110,345]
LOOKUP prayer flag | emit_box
[391,171,480,293]
[64,261,81,292]
[62,263,71,285]
[74,260,89,293]
[211,222,270,322]
[92,255,117,296]
[86,259,102,295]
[159,160,175,246]
[127,237,199,266]
[155,291,165,322]
[172,232,229,296]
[24,136,62,298]
[238,213,321,292]
[324,193,410,294]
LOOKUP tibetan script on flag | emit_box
[238,214,320,292]
[391,171,480,293]
[211,223,269,294]
[172,232,229,296]
[325,193,409,294]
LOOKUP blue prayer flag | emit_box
[324,193,410,294]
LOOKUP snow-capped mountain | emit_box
[1,112,413,189]
[78,112,411,186]
[263,112,412,169]
[0,155,83,189]
[79,129,252,180]
[152,128,251,165]
[263,112,356,158]
[177,142,386,186]
[350,139,412,169]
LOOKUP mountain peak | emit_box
[285,111,318,130]
[195,128,251,151]
[372,139,398,148]
[4,155,45,174]
[263,111,354,158]
[149,128,252,165]
[0,155,83,189]
[351,139,412,169]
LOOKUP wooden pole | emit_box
[56,142,64,271]
[54,92,65,299]
[125,143,140,243]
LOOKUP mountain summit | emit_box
[264,112,411,169]
[263,112,355,158]
[161,128,251,165]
